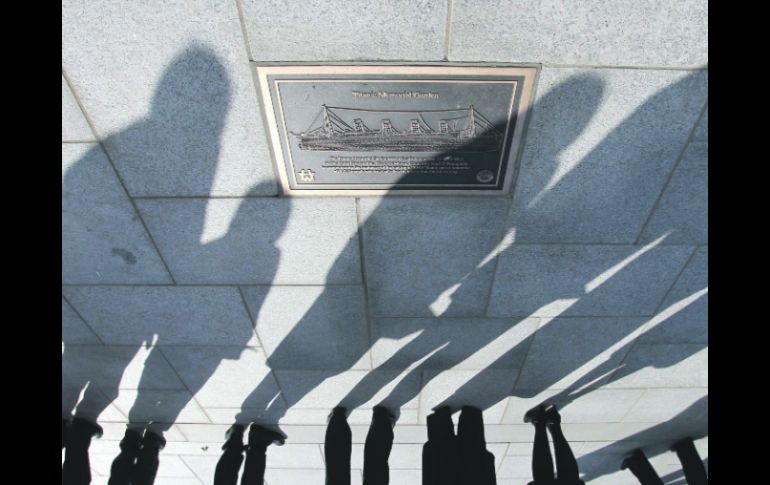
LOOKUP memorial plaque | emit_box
[255,65,538,196]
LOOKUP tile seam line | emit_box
[178,456,206,485]
[233,0,255,61]
[355,198,375,369]
[61,69,178,285]
[61,293,106,345]
[236,285,289,408]
[601,245,700,386]
[155,346,216,425]
[617,388,651,423]
[481,196,514,317]
[634,98,709,245]
[443,0,453,61]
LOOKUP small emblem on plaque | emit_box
[476,170,495,183]
[298,169,315,182]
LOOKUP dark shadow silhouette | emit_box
[422,406,496,485]
[213,423,284,485]
[62,52,707,483]
[62,45,290,482]
[524,404,584,485]
[324,406,395,485]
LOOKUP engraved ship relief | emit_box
[290,105,503,152]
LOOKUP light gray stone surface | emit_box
[639,247,708,344]
[449,0,708,66]
[137,198,361,284]
[62,143,172,284]
[607,344,708,388]
[360,197,509,317]
[243,285,370,370]
[61,0,276,197]
[513,317,645,390]
[63,286,257,346]
[62,345,185,391]
[488,245,694,317]
[275,369,421,410]
[62,75,94,141]
[371,317,538,369]
[509,68,708,243]
[62,297,100,344]
[639,142,708,244]
[622,388,708,423]
[111,389,209,423]
[160,346,280,410]
[241,0,447,61]
[418,369,522,423]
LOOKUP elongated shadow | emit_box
[62,45,290,436]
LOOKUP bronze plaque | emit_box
[255,65,538,196]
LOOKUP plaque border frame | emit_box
[253,63,540,197]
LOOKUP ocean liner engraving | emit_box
[291,105,503,152]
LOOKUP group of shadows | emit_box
[62,404,707,485]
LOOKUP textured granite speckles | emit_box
[488,244,694,317]
[360,197,509,317]
[61,0,276,197]
[62,143,172,284]
[62,75,94,141]
[509,68,708,243]
[639,142,708,245]
[62,286,257,346]
[241,0,447,61]
[450,0,708,66]
[136,198,361,284]
[242,286,370,370]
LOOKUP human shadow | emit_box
[232,72,609,425]
[62,46,289,437]
[427,70,707,415]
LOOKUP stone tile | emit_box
[693,106,708,141]
[62,385,126,422]
[62,345,185,391]
[488,245,693,317]
[137,198,361,285]
[502,388,643,424]
[513,317,646,390]
[388,469,422,485]
[62,297,100,344]
[266,444,325,469]
[62,75,94,141]
[62,1,277,197]
[275,369,421,411]
[160,346,280,410]
[450,0,707,66]
[280,408,418,426]
[607,344,708,388]
[418,369,522,423]
[639,247,708,344]
[263,468,326,484]
[93,422,187,443]
[498,455,531,478]
[508,68,708,243]
[559,422,655,442]
[178,456,221,485]
[360,198,509,317]
[204,406,287,425]
[175,424,232,444]
[62,143,172,284]
[639,142,708,245]
[244,286,370,370]
[111,389,209,423]
[241,0,447,61]
[62,286,257,346]
[371,317,538,370]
